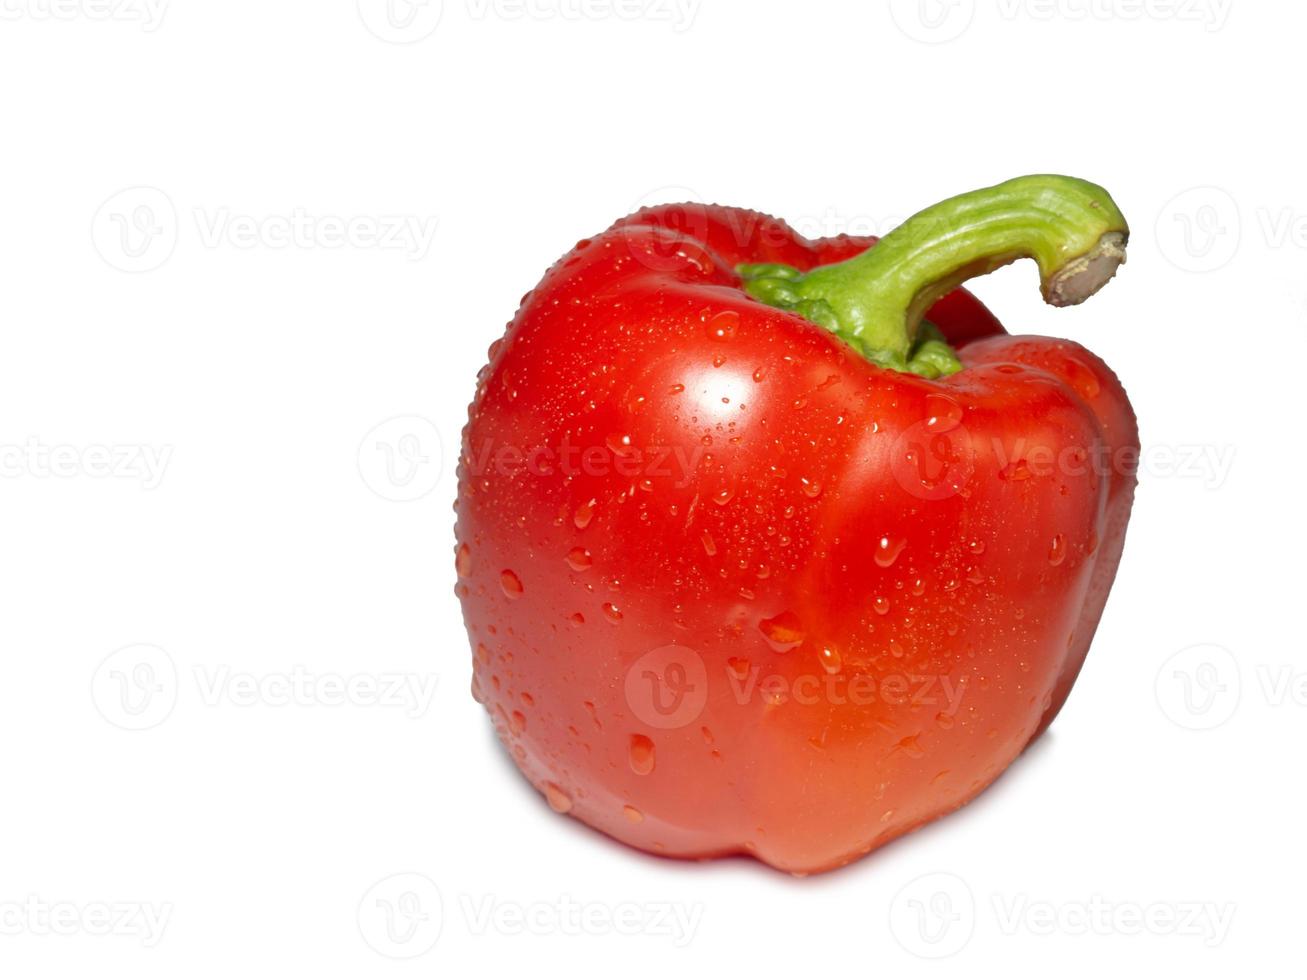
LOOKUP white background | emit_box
[1,1,1302,976]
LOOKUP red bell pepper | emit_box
[455,175,1138,874]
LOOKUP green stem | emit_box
[739,175,1129,378]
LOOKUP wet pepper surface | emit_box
[455,176,1138,874]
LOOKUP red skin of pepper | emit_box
[455,204,1138,875]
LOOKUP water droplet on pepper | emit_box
[758,611,805,652]
[874,536,906,568]
[629,734,656,775]
[500,570,524,598]
[544,783,573,813]
[708,310,739,340]
[924,393,963,433]
[574,498,597,529]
